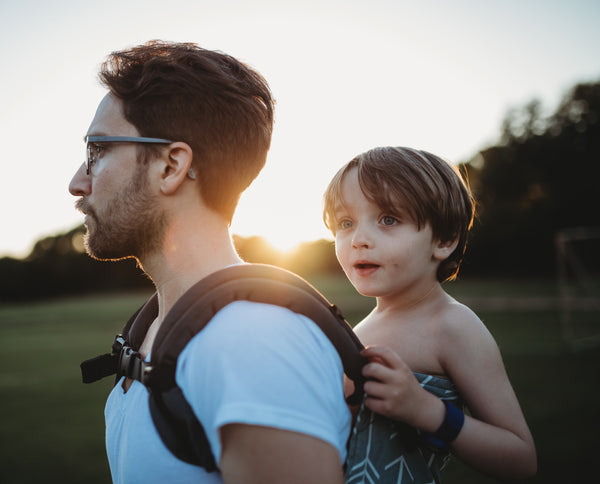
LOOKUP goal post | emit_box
[556,227,600,352]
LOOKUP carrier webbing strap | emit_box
[125,295,159,350]
[80,352,120,384]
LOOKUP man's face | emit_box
[69,94,166,261]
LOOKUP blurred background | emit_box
[1,0,599,482]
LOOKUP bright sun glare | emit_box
[2,2,599,259]
[265,232,307,253]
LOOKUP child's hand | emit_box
[361,345,445,432]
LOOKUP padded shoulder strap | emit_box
[145,263,366,469]
[147,264,366,397]
[126,294,159,350]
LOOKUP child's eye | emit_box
[380,215,398,226]
[338,219,353,230]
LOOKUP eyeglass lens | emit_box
[86,143,95,175]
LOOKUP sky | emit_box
[1,0,599,257]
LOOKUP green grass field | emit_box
[0,277,598,483]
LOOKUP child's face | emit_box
[333,168,444,299]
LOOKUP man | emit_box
[69,41,350,483]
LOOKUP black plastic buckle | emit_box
[117,345,153,384]
[112,334,126,353]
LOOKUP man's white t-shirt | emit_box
[105,300,351,483]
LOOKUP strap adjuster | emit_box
[118,346,154,384]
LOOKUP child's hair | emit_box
[323,146,475,282]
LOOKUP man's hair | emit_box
[323,146,475,282]
[99,40,275,223]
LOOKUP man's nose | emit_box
[69,163,91,197]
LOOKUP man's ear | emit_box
[433,237,459,261]
[159,142,194,195]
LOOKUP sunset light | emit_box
[1,1,599,259]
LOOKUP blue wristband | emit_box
[424,400,464,450]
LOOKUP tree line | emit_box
[1,79,598,301]
[462,80,599,276]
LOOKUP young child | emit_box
[323,147,536,483]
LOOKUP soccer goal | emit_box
[556,227,600,351]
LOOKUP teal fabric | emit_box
[345,373,462,484]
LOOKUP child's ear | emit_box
[159,142,194,195]
[433,237,459,261]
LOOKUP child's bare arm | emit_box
[361,312,537,481]
[439,310,537,480]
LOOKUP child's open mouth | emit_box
[355,263,380,270]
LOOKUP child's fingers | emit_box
[363,379,407,418]
[364,394,397,417]
[363,379,394,401]
[362,360,396,382]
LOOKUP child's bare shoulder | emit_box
[437,296,503,376]
[353,312,392,344]
[439,297,497,348]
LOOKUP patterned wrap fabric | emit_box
[345,373,463,484]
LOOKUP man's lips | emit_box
[75,199,97,227]
[75,199,88,214]
[75,199,94,217]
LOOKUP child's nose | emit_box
[351,225,372,249]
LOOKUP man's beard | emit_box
[77,165,167,262]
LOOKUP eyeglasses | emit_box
[85,135,173,175]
